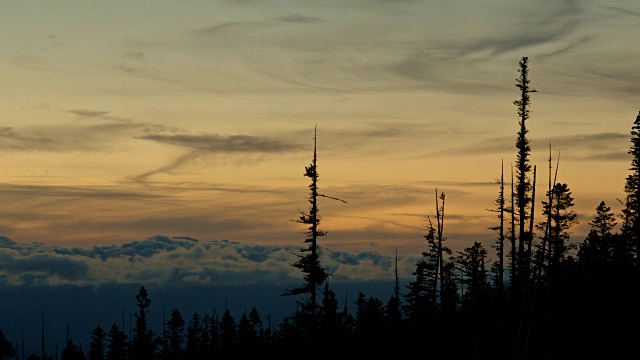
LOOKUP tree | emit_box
[488,160,507,293]
[283,125,346,341]
[0,329,15,360]
[162,308,185,360]
[403,216,440,324]
[513,56,537,286]
[384,249,403,343]
[247,307,264,346]
[537,183,579,269]
[236,312,259,356]
[106,323,127,360]
[60,339,85,360]
[219,309,237,356]
[185,313,203,360]
[578,201,617,268]
[131,285,156,360]
[86,326,106,360]
[453,241,492,359]
[621,110,640,265]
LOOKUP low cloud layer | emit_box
[0,235,418,287]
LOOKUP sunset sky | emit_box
[1,0,639,259]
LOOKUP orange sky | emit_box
[0,0,638,257]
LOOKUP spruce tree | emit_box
[162,308,185,360]
[0,329,16,360]
[513,56,537,284]
[106,323,127,360]
[86,326,106,360]
[131,285,155,360]
[622,111,640,265]
[283,125,346,342]
[537,183,578,269]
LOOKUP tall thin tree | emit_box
[622,110,640,265]
[513,56,537,284]
[283,125,346,341]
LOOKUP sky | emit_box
[1,0,639,263]
[1,0,640,354]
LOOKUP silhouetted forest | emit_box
[1,57,639,360]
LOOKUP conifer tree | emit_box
[86,326,106,360]
[219,309,237,356]
[513,56,537,285]
[453,241,491,358]
[318,281,341,346]
[622,111,640,264]
[403,216,440,322]
[283,125,346,341]
[185,312,203,360]
[162,308,185,360]
[578,201,617,268]
[60,338,85,360]
[488,160,506,293]
[0,329,15,360]
[537,183,578,269]
[106,323,127,360]
[247,307,264,346]
[131,285,155,360]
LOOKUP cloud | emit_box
[131,133,305,181]
[0,109,180,152]
[137,133,304,153]
[599,5,640,17]
[0,235,419,287]
[274,14,325,24]
[429,132,630,161]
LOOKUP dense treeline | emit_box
[1,57,639,359]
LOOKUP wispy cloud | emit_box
[0,109,180,152]
[137,133,304,153]
[274,14,325,24]
[429,132,630,161]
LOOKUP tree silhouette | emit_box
[106,323,127,360]
[162,308,185,360]
[283,125,346,344]
[86,326,106,360]
[512,56,537,290]
[0,329,15,360]
[622,110,640,266]
[60,338,85,360]
[131,285,155,360]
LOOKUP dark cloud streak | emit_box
[274,14,325,24]
[137,133,304,153]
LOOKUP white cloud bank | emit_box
[0,235,419,287]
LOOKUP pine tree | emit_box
[106,323,127,360]
[60,339,85,360]
[283,125,346,342]
[162,308,185,360]
[578,201,617,268]
[247,307,264,346]
[488,160,507,293]
[0,329,15,360]
[219,309,237,356]
[513,56,537,286]
[453,241,492,359]
[185,313,203,360]
[622,110,640,265]
[86,326,106,360]
[537,183,579,269]
[131,285,155,360]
